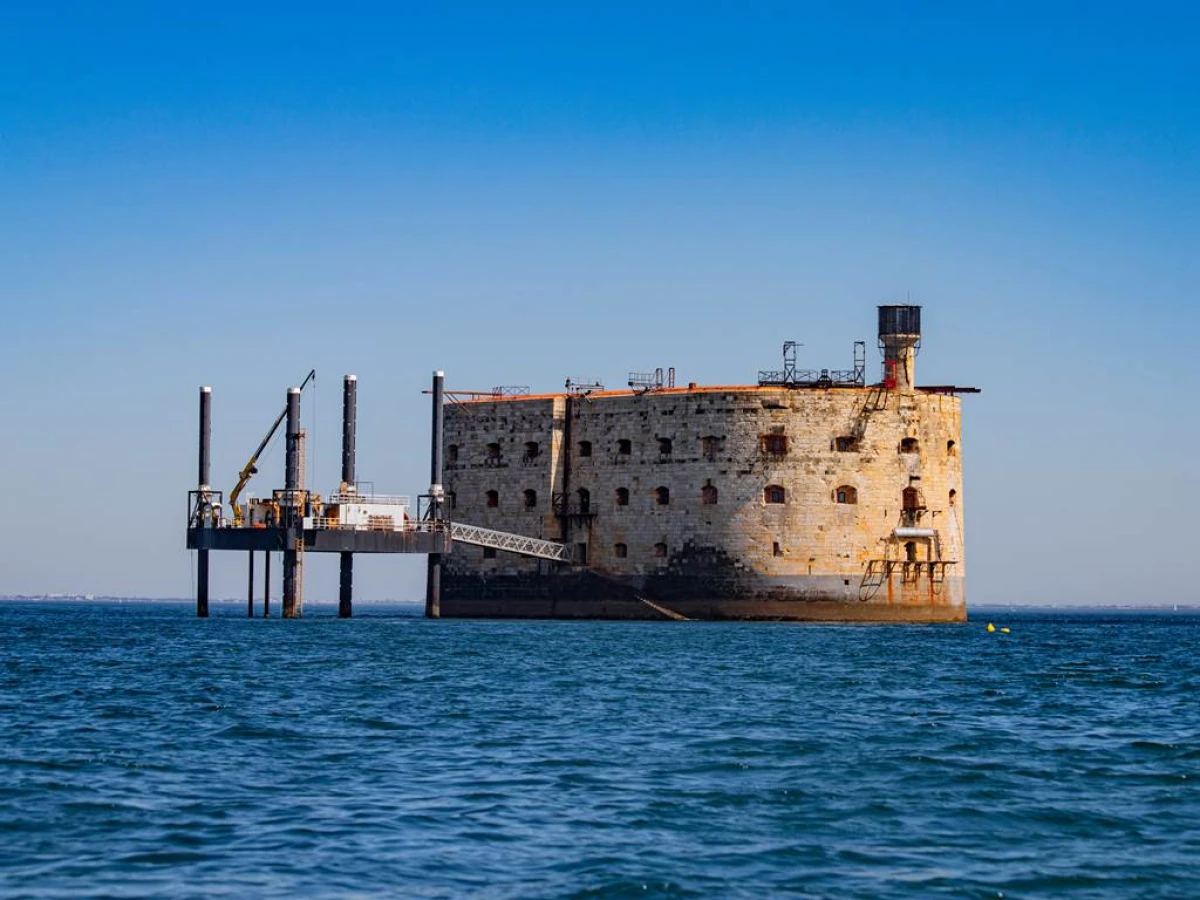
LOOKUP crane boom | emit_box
[230,369,316,525]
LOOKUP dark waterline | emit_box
[1,602,1197,898]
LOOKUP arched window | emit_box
[653,542,668,558]
[614,542,628,559]
[947,439,957,456]
[577,488,591,513]
[578,440,592,457]
[617,439,632,455]
[524,441,539,460]
[654,486,670,506]
[701,483,718,505]
[701,435,724,459]
[658,437,673,455]
[902,486,921,510]
[448,444,459,464]
[485,490,499,508]
[949,488,958,506]
[900,437,919,454]
[615,487,630,507]
[764,485,786,504]
[835,485,858,505]
[523,489,537,508]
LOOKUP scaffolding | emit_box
[758,341,867,388]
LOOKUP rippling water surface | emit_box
[1,601,1197,898]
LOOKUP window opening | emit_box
[764,485,786,504]
[761,434,788,455]
[701,435,724,459]
[654,486,670,506]
[485,490,499,508]
[835,485,858,505]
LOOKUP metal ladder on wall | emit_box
[849,383,890,442]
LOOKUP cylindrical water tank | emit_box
[894,527,937,539]
[878,305,922,339]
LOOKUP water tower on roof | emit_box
[878,305,921,391]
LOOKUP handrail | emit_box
[327,492,411,507]
[450,522,572,563]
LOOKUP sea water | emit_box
[0,601,1196,898]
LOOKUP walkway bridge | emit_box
[450,522,574,563]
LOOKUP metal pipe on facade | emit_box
[282,387,302,619]
[425,370,445,618]
[339,375,357,619]
[560,393,574,549]
[197,386,212,619]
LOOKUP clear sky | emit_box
[1,2,1196,606]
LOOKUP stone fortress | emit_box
[440,306,977,622]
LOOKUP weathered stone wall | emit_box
[442,382,966,620]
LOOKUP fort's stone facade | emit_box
[440,373,968,622]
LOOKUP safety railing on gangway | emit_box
[449,522,573,563]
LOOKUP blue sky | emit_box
[1,2,1197,605]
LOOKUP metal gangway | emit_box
[450,522,574,563]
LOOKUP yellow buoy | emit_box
[987,622,995,632]
[1000,627,1011,634]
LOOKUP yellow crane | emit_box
[229,369,316,527]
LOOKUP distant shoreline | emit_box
[2,597,1196,612]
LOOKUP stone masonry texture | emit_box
[440,380,966,622]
